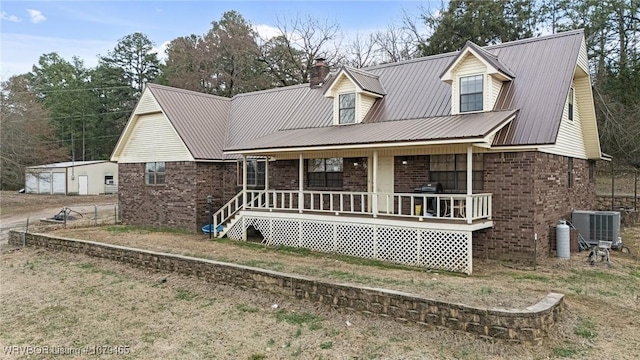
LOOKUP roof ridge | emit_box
[364,29,585,73]
[484,29,584,50]
[147,83,230,101]
[231,83,310,98]
[344,66,379,78]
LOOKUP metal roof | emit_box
[27,160,111,169]
[226,110,517,152]
[134,30,586,158]
[440,41,516,79]
[342,66,387,95]
[226,84,309,151]
[148,84,230,160]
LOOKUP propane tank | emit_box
[556,220,570,259]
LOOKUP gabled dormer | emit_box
[440,41,515,115]
[324,66,386,125]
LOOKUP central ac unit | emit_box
[571,210,622,248]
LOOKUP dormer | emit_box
[440,41,515,115]
[324,66,386,125]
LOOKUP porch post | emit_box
[264,156,269,208]
[466,145,473,224]
[298,153,304,213]
[372,150,378,218]
[242,154,248,208]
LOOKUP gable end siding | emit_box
[357,94,377,123]
[541,79,587,159]
[119,113,194,163]
[135,90,162,114]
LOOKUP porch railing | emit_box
[244,190,492,224]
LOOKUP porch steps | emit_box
[216,213,241,238]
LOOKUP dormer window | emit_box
[568,87,574,121]
[339,93,356,124]
[460,75,484,112]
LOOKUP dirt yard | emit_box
[1,191,639,359]
[0,191,117,243]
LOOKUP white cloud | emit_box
[253,24,282,41]
[26,9,46,24]
[1,11,21,22]
[152,41,170,61]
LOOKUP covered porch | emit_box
[211,143,495,274]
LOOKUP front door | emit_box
[376,156,394,213]
[78,175,88,195]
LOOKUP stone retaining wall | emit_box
[8,231,564,344]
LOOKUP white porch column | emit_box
[466,145,473,224]
[372,150,379,218]
[264,156,269,208]
[242,154,248,208]
[298,153,304,213]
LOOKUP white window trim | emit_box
[237,159,265,187]
[459,74,485,114]
[334,91,358,126]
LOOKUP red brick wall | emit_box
[195,162,238,229]
[533,154,594,255]
[394,156,430,192]
[473,152,595,262]
[118,162,198,231]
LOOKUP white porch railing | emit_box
[243,190,492,224]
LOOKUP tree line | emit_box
[1,0,638,189]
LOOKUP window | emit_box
[568,87,574,121]
[145,162,165,185]
[460,75,483,112]
[339,93,355,124]
[429,154,483,191]
[237,159,266,187]
[308,158,343,188]
[104,175,114,185]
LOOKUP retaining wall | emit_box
[8,231,564,344]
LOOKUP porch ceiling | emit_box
[225,109,517,155]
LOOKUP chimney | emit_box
[309,58,329,88]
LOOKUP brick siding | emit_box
[474,152,595,262]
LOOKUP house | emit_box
[25,160,118,195]
[111,30,603,274]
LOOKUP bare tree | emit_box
[260,13,343,84]
[343,32,378,68]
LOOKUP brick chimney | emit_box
[309,58,329,88]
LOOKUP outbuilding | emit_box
[25,161,118,195]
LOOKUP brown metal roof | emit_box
[226,85,309,150]
[148,84,230,160]
[440,41,516,79]
[343,66,387,95]
[226,110,517,152]
[487,31,583,145]
[141,30,585,158]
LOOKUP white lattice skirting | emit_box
[225,213,473,274]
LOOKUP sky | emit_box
[0,0,438,80]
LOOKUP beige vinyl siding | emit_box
[541,80,587,159]
[357,94,376,123]
[119,113,194,163]
[574,72,601,159]
[269,144,486,161]
[489,76,503,110]
[333,75,357,93]
[451,54,487,114]
[135,90,162,114]
[577,38,589,75]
